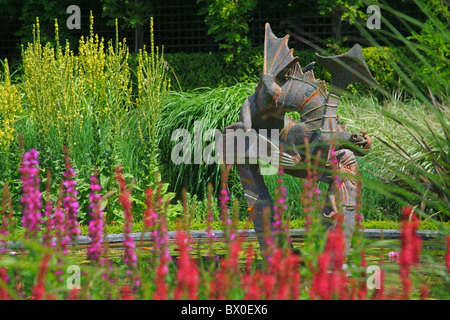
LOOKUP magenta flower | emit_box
[42,196,55,248]
[0,267,10,300]
[87,172,105,263]
[19,148,42,238]
[273,169,287,235]
[388,251,400,263]
[219,187,230,223]
[63,155,81,240]
[115,167,138,270]
[53,199,70,255]
[143,188,158,231]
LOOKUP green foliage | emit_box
[347,0,449,99]
[162,48,323,91]
[407,0,449,95]
[316,0,378,23]
[101,0,154,51]
[156,83,252,202]
[198,0,258,75]
[163,49,261,90]
[101,0,153,28]
[198,0,257,56]
[0,15,170,224]
[348,46,404,96]
[163,52,229,90]
[162,45,407,97]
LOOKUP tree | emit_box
[407,0,449,97]
[198,0,258,62]
[316,0,379,40]
[101,0,154,52]
[0,0,79,46]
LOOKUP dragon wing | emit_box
[263,23,298,79]
[315,44,378,93]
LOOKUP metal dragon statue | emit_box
[223,23,377,258]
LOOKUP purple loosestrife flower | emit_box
[273,169,288,233]
[63,155,81,240]
[0,267,10,300]
[272,169,291,251]
[388,251,400,263]
[153,182,172,299]
[42,171,55,248]
[219,186,230,222]
[42,196,55,248]
[205,183,217,253]
[87,173,105,263]
[115,167,138,270]
[54,189,70,255]
[19,148,42,238]
[218,165,232,225]
[143,188,159,231]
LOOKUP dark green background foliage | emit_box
[163,46,408,96]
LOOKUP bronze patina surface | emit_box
[225,24,377,258]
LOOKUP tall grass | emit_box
[339,0,450,225]
[337,93,449,220]
[156,83,253,203]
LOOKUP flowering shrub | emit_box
[0,149,449,300]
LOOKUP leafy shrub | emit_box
[162,45,408,97]
[198,0,258,62]
[162,48,262,90]
[163,52,229,90]
[407,0,449,97]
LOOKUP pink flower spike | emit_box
[19,148,42,238]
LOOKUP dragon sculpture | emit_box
[223,23,377,258]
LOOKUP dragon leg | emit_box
[235,163,276,255]
[321,149,359,260]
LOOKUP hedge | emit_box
[162,46,410,96]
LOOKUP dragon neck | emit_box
[298,93,340,132]
[320,93,340,133]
